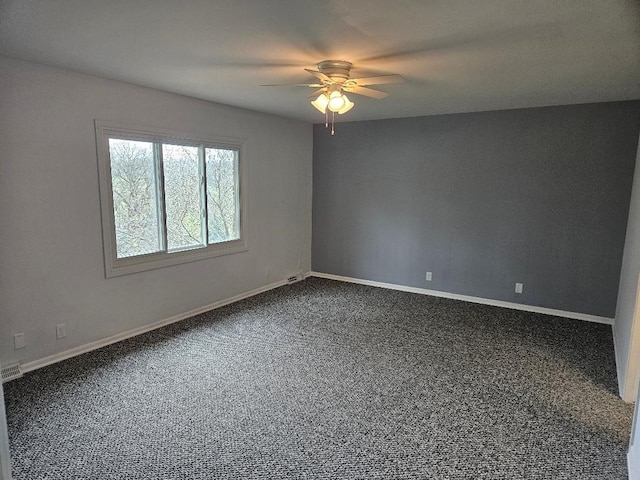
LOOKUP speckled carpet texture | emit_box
[4,278,633,479]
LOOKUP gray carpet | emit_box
[4,278,634,479]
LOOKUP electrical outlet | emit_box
[56,323,66,339]
[14,333,25,350]
[515,283,523,294]
[426,271,433,281]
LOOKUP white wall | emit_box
[0,56,313,368]
[615,132,640,402]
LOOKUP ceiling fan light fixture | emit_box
[337,94,354,114]
[311,93,329,113]
[263,59,404,133]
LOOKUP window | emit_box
[96,121,246,277]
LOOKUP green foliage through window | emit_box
[108,138,240,260]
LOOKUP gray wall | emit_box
[313,102,640,318]
[0,56,312,367]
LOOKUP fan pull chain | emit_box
[325,110,328,128]
[331,111,335,135]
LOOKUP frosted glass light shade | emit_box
[327,91,346,112]
[337,95,354,114]
[311,93,329,113]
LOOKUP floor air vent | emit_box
[1,364,23,382]
[287,273,303,284]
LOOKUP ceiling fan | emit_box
[263,60,404,134]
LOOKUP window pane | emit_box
[108,139,161,258]
[163,144,204,251]
[206,148,240,244]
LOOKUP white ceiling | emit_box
[1,0,639,123]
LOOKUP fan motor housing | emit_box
[317,60,353,82]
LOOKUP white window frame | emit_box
[95,120,247,277]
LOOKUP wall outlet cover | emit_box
[56,324,66,339]
[14,333,25,349]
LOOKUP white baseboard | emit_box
[18,279,289,377]
[0,378,12,480]
[310,272,615,325]
[612,324,632,402]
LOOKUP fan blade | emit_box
[349,74,404,86]
[345,86,389,99]
[358,24,560,65]
[260,83,324,87]
[304,68,331,83]
[307,88,327,98]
